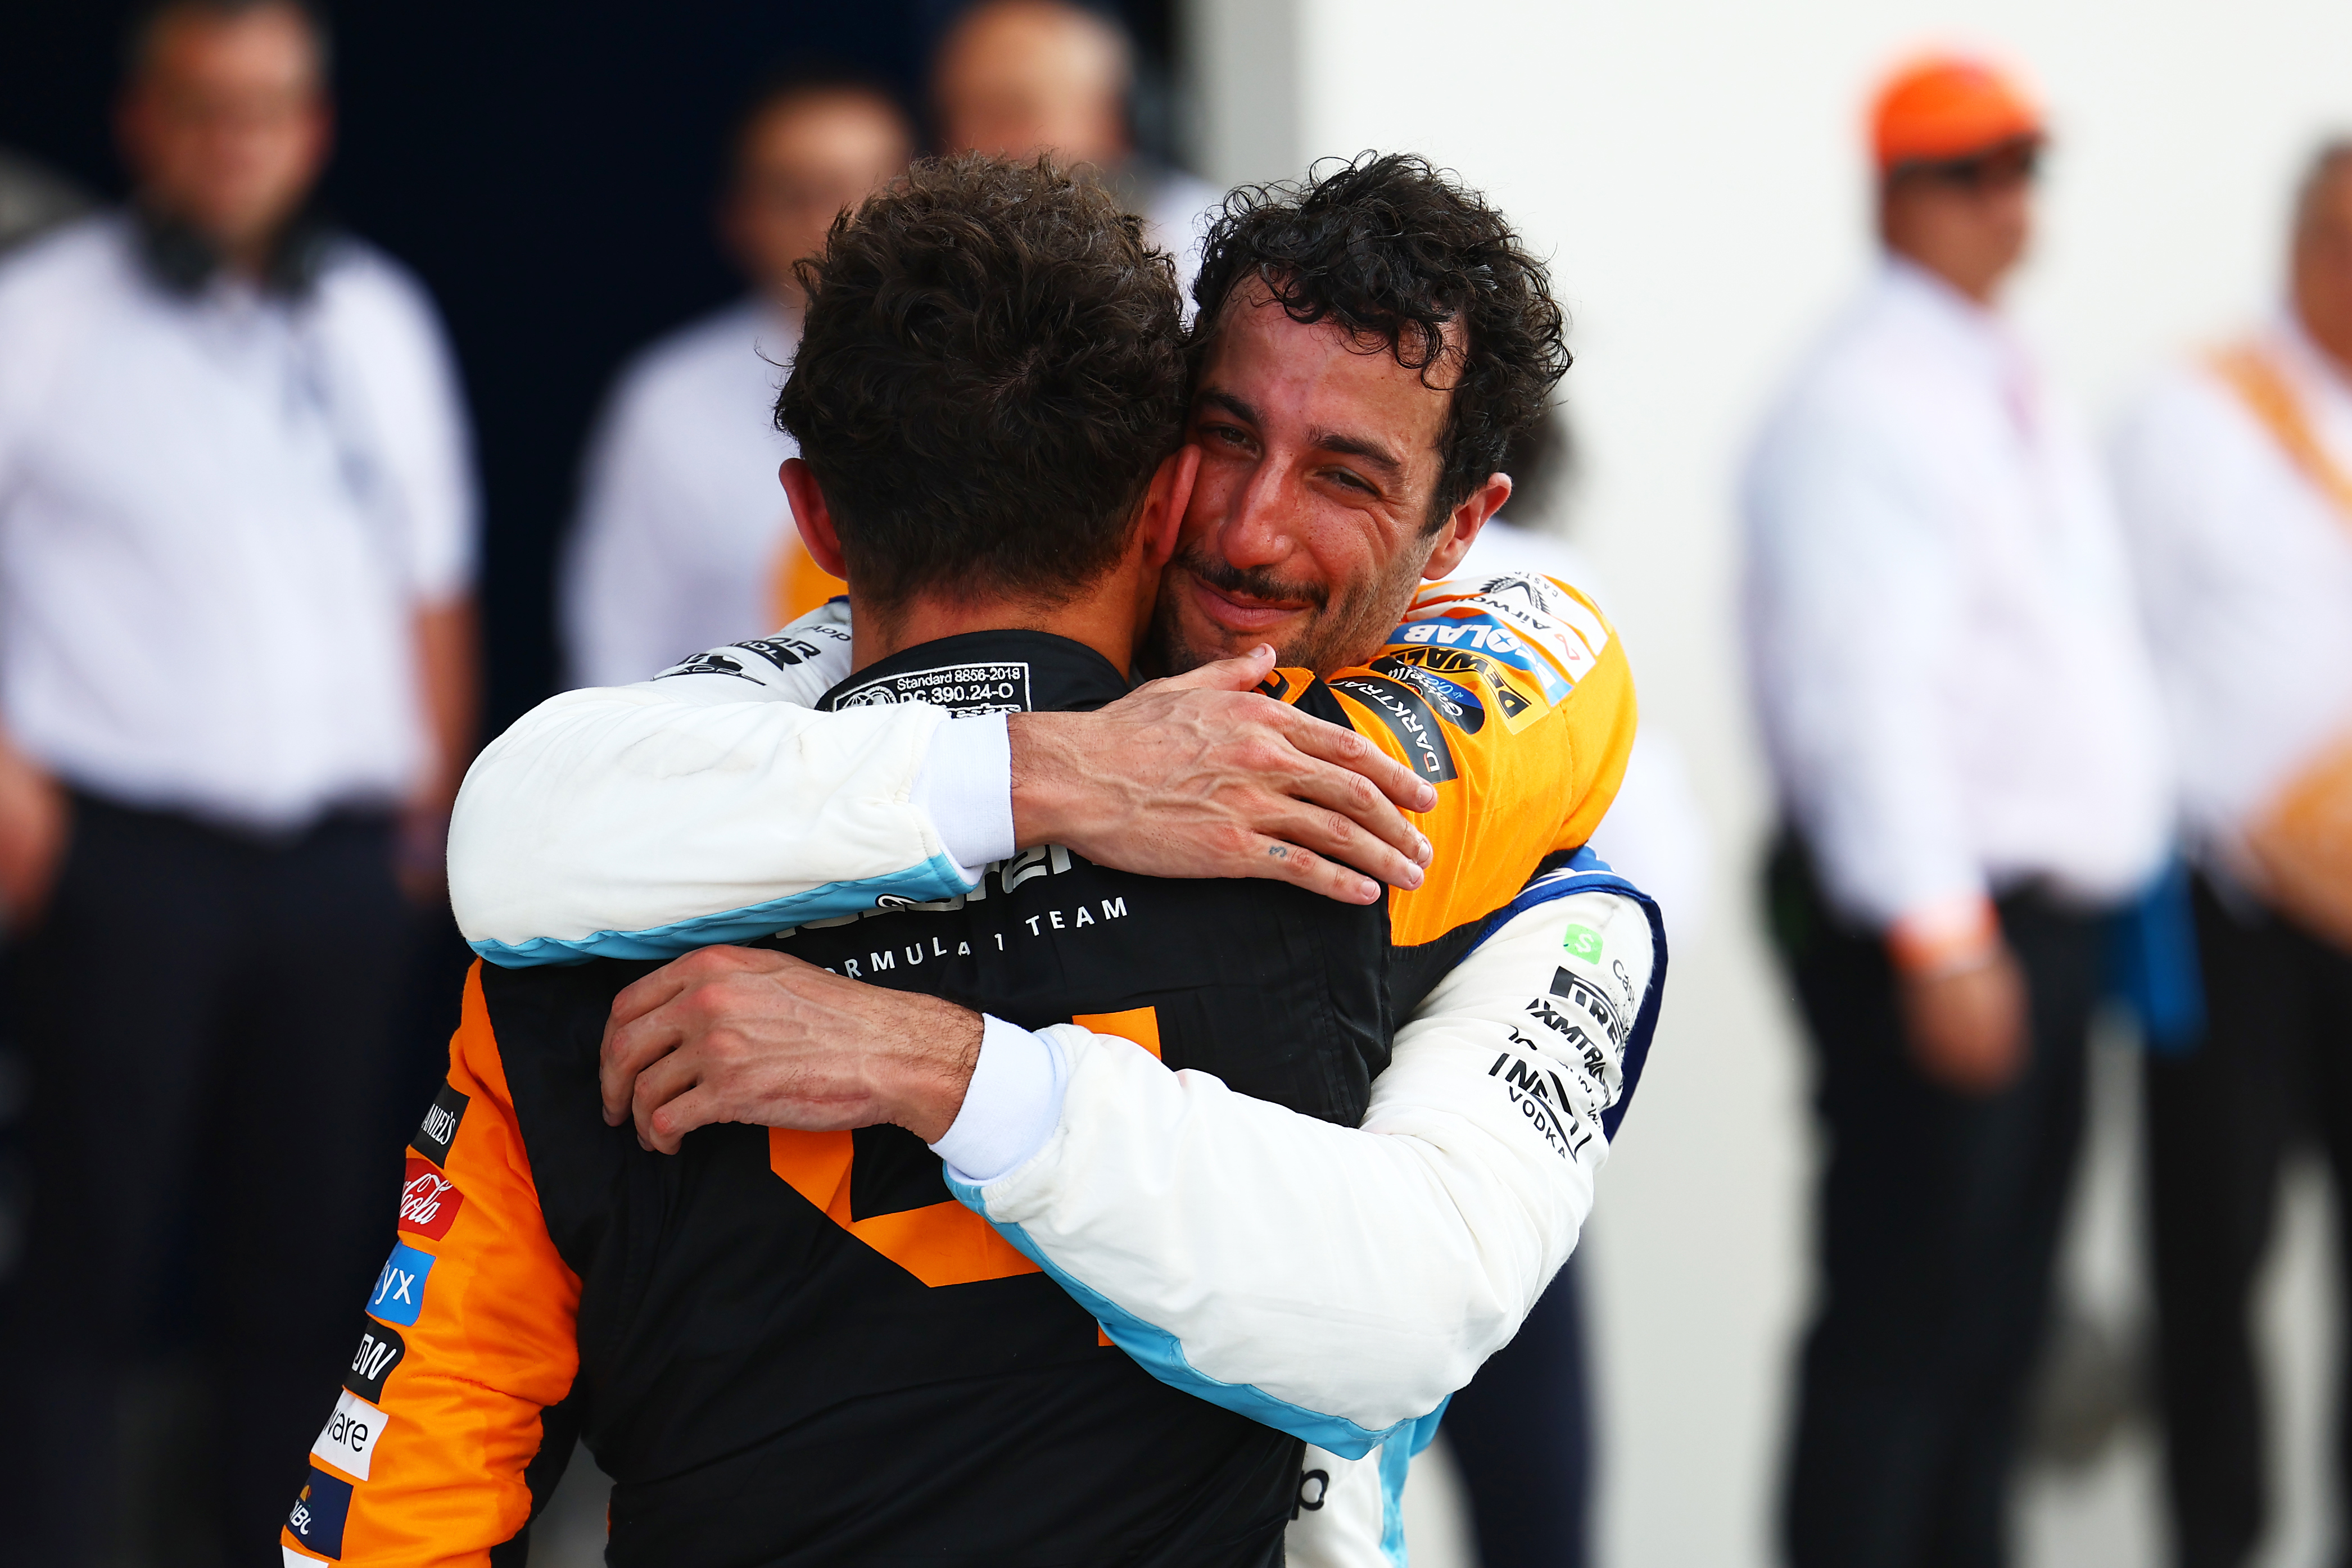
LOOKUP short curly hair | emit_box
[1189,153,1571,529]
[775,154,1188,611]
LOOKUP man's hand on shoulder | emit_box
[1010,645,1438,906]
[600,946,982,1152]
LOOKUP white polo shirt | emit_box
[560,298,802,690]
[2112,316,2352,868]
[0,215,477,833]
[1742,259,2169,928]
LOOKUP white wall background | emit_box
[1180,3,2352,1564]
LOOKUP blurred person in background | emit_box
[0,0,477,1558]
[561,64,912,688]
[1441,406,1712,1568]
[933,0,1218,296]
[2114,140,2352,1568]
[1745,56,2168,1568]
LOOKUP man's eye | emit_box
[1328,469,1375,495]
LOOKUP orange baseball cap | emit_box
[1870,55,2043,174]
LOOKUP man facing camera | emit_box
[0,1,477,1557]
[562,63,913,687]
[292,156,1659,1566]
[1747,55,2167,1568]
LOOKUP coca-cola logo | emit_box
[395,1155,464,1241]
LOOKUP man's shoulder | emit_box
[1291,571,1636,950]
[310,234,446,334]
[2119,351,2273,453]
[612,300,786,414]
[0,214,131,362]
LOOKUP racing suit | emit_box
[295,574,1663,1564]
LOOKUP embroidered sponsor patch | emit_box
[1485,1039,1584,1159]
[1550,964,1626,1046]
[732,635,825,670]
[653,649,759,682]
[344,1320,405,1402]
[396,1156,464,1242]
[410,1082,469,1167]
[310,1389,390,1481]
[286,1467,353,1558]
[367,1242,436,1327]
[1562,923,1603,963]
[1328,674,1458,782]
[831,660,1032,716]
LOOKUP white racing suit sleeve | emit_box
[949,862,1665,1454]
[449,604,1017,966]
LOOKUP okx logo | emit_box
[368,1241,436,1327]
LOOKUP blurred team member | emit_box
[560,66,912,687]
[1744,57,2168,1568]
[0,0,477,1557]
[933,0,1219,295]
[2114,141,2352,1568]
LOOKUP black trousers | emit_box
[1771,839,2104,1568]
[2145,876,2352,1568]
[1443,1252,1593,1568]
[0,794,412,1565]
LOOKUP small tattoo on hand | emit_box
[1267,845,1289,859]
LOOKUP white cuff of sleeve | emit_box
[929,1014,1068,1186]
[908,712,1016,884]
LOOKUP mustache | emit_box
[1172,540,1329,613]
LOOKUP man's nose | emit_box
[1216,462,1299,571]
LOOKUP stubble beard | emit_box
[1143,536,1436,679]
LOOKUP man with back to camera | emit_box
[0,0,478,1557]
[442,150,1661,1566]
[562,62,913,687]
[1746,55,2168,1567]
[286,154,1662,1566]
[2114,141,2352,1568]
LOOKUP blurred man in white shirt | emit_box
[933,0,1219,300]
[561,65,913,688]
[2115,141,2352,1568]
[1744,56,2168,1568]
[0,2,478,1557]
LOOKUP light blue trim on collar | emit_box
[947,1172,1433,1462]
[468,853,975,968]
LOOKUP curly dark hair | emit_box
[1189,153,1571,528]
[774,154,1187,611]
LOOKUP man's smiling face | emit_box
[1147,284,1501,677]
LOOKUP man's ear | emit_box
[1137,445,1200,571]
[1421,472,1512,580]
[781,459,849,580]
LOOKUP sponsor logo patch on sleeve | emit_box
[396,1157,465,1241]
[344,1320,405,1402]
[367,1242,437,1328]
[410,1082,469,1167]
[310,1388,390,1481]
[286,1466,353,1558]
[1328,674,1458,782]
